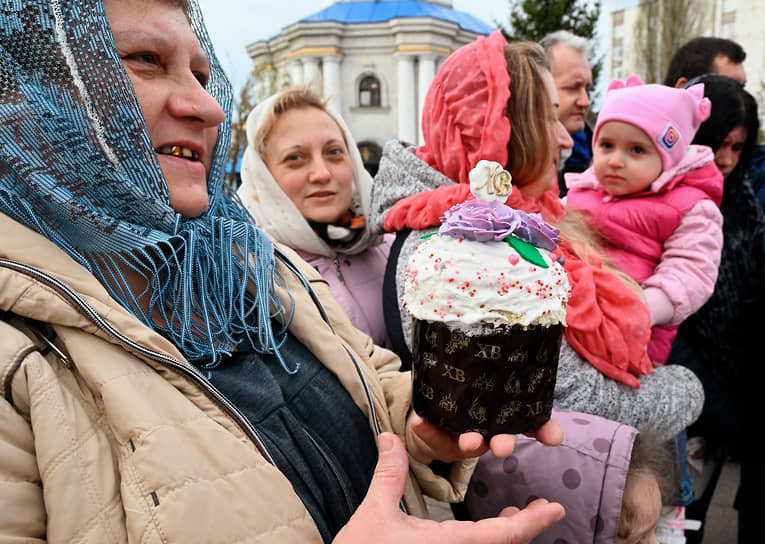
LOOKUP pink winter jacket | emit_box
[298,234,394,349]
[565,145,724,363]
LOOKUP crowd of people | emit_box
[0,1,759,543]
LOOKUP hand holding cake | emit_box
[404,409,564,465]
[403,161,571,437]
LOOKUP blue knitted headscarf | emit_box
[0,0,294,370]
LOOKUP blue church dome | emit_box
[300,1,495,35]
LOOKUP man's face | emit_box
[713,54,746,85]
[550,45,592,134]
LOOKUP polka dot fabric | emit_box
[464,409,637,543]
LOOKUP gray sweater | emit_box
[370,140,704,442]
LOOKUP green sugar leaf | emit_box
[505,235,549,268]
[419,232,438,239]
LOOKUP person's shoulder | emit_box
[751,144,765,161]
[274,242,326,283]
[365,233,394,261]
[748,144,765,189]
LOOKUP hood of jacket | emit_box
[238,95,381,258]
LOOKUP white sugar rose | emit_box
[468,160,513,202]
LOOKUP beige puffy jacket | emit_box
[0,213,475,543]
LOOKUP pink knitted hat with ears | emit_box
[593,74,712,170]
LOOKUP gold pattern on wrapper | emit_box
[468,398,488,424]
[504,372,521,395]
[444,331,469,354]
[411,319,563,436]
[418,380,435,401]
[472,374,495,391]
[508,348,528,364]
[423,353,438,368]
[528,368,545,393]
[439,394,458,413]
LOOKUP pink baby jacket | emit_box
[565,145,723,363]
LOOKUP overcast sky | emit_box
[196,0,634,102]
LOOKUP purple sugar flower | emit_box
[512,210,561,251]
[439,200,521,242]
[439,200,560,250]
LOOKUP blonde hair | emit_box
[503,45,648,310]
[503,41,555,186]
[555,206,647,300]
[618,433,676,541]
[501,44,623,288]
[253,86,331,155]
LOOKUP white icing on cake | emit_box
[403,233,569,331]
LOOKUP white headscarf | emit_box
[238,92,381,258]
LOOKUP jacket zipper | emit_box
[1,256,404,512]
[332,256,346,284]
[273,248,407,512]
[274,248,383,437]
[0,258,276,465]
[302,427,355,515]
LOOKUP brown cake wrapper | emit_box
[411,319,563,437]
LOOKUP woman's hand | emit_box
[404,411,564,464]
[333,433,565,544]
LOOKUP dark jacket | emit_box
[557,124,593,197]
[671,76,765,440]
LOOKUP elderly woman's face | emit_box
[104,0,225,218]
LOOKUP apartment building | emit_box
[605,0,763,135]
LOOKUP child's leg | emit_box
[676,430,694,506]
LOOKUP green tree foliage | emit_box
[501,0,601,42]
[499,0,603,94]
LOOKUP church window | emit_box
[359,75,381,107]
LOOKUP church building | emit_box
[245,0,493,173]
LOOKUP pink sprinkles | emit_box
[405,235,569,320]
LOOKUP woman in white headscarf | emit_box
[239,86,394,349]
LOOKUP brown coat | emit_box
[0,213,474,543]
